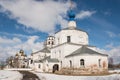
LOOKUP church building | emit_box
[29,8,108,74]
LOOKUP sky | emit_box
[0,0,120,63]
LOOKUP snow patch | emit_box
[35,72,120,80]
[5,68,32,71]
[0,70,23,80]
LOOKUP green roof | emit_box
[51,42,95,49]
[43,56,59,63]
[65,46,108,58]
[34,56,59,63]
[32,47,50,54]
[40,47,50,53]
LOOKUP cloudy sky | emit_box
[0,0,120,63]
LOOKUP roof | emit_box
[34,56,59,63]
[51,42,95,49]
[32,47,50,54]
[34,60,43,63]
[55,28,88,35]
[43,56,59,63]
[65,46,108,58]
[40,47,50,53]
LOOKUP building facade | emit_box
[29,9,108,74]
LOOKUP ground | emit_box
[0,70,22,80]
[34,71,120,80]
[1,69,120,80]
[19,71,40,80]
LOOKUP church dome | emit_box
[15,53,18,56]
[68,9,75,21]
[67,9,76,29]
[19,49,24,53]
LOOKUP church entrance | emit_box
[53,64,59,73]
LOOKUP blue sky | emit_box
[0,0,120,63]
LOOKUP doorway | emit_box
[53,64,59,73]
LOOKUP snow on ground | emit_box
[109,69,120,73]
[35,72,120,80]
[0,70,23,80]
[5,68,32,71]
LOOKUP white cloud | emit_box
[0,37,21,45]
[0,35,43,60]
[106,31,116,38]
[0,0,70,33]
[76,10,96,19]
[97,44,120,64]
[105,43,114,49]
[0,0,96,34]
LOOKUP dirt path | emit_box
[19,71,40,80]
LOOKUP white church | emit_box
[28,9,108,74]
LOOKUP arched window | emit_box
[48,41,50,45]
[80,59,85,67]
[38,64,41,68]
[52,41,54,45]
[67,36,71,42]
[61,61,62,68]
[98,59,101,68]
[58,38,60,44]
[31,60,33,64]
[70,60,72,68]
[59,50,61,58]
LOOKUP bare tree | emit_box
[109,57,114,69]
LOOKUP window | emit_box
[67,36,71,42]
[61,61,62,68]
[31,60,33,64]
[52,41,54,45]
[70,60,72,68]
[55,52,56,58]
[38,64,41,68]
[80,59,85,67]
[59,50,61,58]
[48,41,50,45]
[58,38,60,44]
[98,59,101,68]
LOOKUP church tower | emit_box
[54,2,89,46]
[45,36,55,48]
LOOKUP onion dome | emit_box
[15,53,18,56]
[19,49,24,53]
[67,9,76,29]
[68,9,75,21]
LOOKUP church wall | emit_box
[34,62,44,72]
[55,30,88,46]
[64,55,108,70]
[51,44,65,60]
[47,62,60,72]
[51,43,81,61]
[32,52,50,61]
[28,59,34,68]
[63,44,82,57]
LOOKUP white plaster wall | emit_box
[64,55,108,69]
[34,63,43,72]
[28,60,33,68]
[47,62,60,72]
[38,60,60,72]
[32,52,50,61]
[55,30,88,46]
[51,43,81,61]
